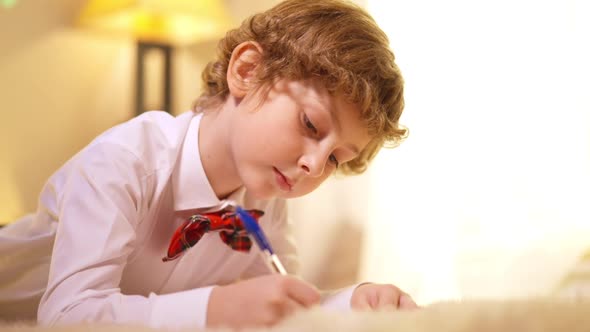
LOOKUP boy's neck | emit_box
[198,105,242,200]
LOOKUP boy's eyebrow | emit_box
[326,103,361,155]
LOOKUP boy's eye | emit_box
[303,114,318,134]
[329,154,339,168]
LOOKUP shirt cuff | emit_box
[148,286,214,329]
[320,283,362,311]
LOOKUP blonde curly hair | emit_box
[194,0,407,174]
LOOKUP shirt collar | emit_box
[172,113,221,211]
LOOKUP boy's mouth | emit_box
[273,167,293,192]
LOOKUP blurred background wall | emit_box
[0,0,283,222]
[1,0,589,305]
[361,0,590,303]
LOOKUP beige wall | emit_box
[0,0,258,223]
[2,0,128,222]
[363,0,590,303]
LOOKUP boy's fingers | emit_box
[277,297,302,318]
[376,289,400,309]
[398,293,419,309]
[351,297,372,310]
[285,277,321,307]
[374,288,417,310]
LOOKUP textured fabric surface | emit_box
[2,299,589,332]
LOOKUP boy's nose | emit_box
[300,164,311,174]
[298,152,327,178]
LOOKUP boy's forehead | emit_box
[272,79,354,112]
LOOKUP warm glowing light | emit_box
[363,0,590,304]
[0,0,17,9]
[77,0,232,45]
[0,164,24,225]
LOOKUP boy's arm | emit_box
[37,142,210,329]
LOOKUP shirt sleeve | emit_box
[37,142,211,329]
[320,284,364,311]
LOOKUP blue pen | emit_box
[236,206,288,275]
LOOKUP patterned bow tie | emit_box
[162,208,264,262]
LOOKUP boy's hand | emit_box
[351,283,418,311]
[207,274,321,328]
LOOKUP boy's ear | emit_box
[227,41,263,98]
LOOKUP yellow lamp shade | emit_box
[77,0,233,45]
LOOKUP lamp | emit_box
[77,0,232,115]
[1,0,18,9]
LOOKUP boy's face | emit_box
[228,79,371,199]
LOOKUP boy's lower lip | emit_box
[273,167,292,192]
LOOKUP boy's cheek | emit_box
[293,176,331,197]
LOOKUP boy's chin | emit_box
[245,184,301,200]
[243,183,280,200]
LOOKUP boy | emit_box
[0,0,415,329]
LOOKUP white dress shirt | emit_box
[0,111,355,328]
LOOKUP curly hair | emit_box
[193,0,407,174]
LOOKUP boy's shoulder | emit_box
[98,110,192,143]
[131,110,193,134]
[91,110,195,169]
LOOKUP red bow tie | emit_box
[162,208,264,262]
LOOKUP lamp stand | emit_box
[135,41,173,116]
